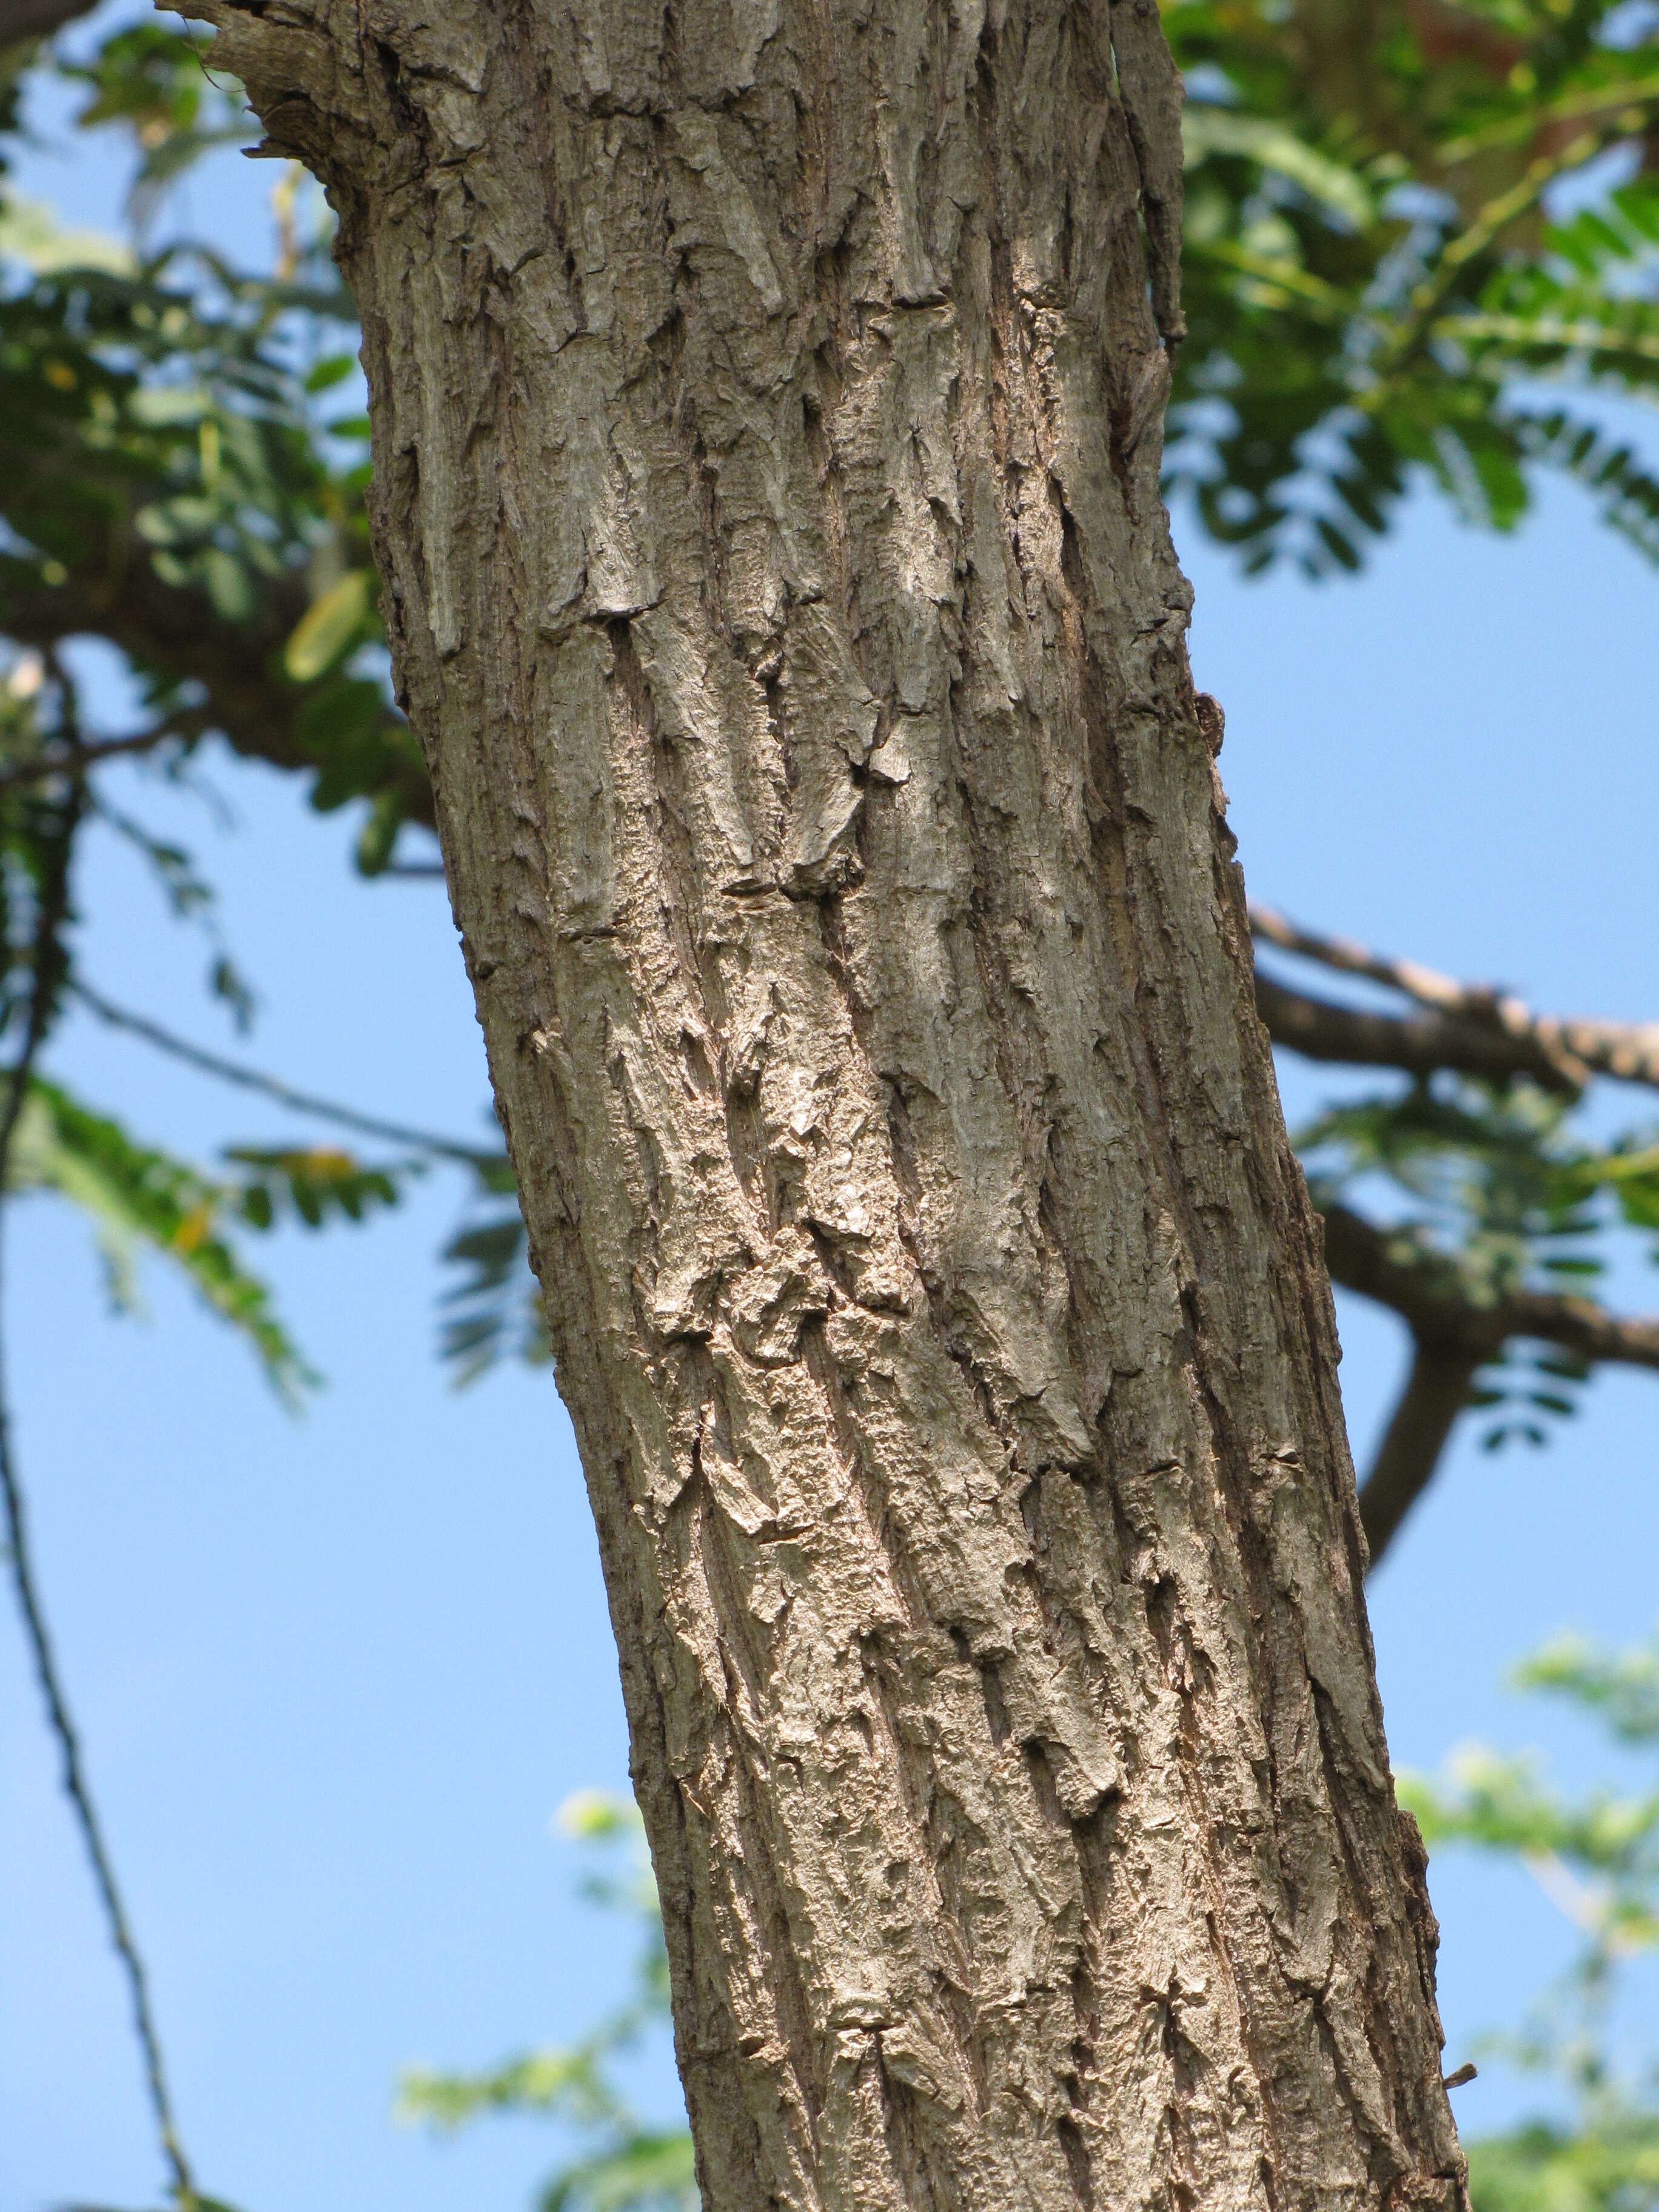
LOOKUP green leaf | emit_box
[8,1078,315,1404]
[226,1145,408,1231]
[400,2046,622,2132]
[1517,1631,1659,1746]
[0,193,133,277]
[558,1790,645,1842]
[438,1170,551,1385]
[400,1788,691,2211]
[543,2130,699,2212]
[1467,2110,1659,2211]
[1182,107,1375,229]
[304,352,357,393]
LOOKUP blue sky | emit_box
[3,10,1658,2209]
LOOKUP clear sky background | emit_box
[3,10,1658,2209]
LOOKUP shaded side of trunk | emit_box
[195,2,1466,2204]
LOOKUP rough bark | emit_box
[184,2,1467,2204]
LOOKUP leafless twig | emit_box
[71,978,495,1166]
[0,728,181,796]
[0,787,199,2203]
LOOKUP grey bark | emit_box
[184,2,1467,2204]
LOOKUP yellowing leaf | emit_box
[284,568,372,683]
[172,1201,213,1254]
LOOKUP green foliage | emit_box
[1466,2113,1659,2210]
[1521,1634,1659,1744]
[2,1050,534,1395]
[1,2,1655,1433]
[59,24,249,233]
[6,0,1657,1459]
[1298,1074,1659,1443]
[542,2134,699,2212]
[227,1145,404,1232]
[283,568,375,684]
[0,23,424,870]
[400,1794,697,2212]
[1412,1743,1659,1944]
[438,1162,552,1387]
[7,1075,317,1402]
[1167,0,1659,574]
[1403,1628,1659,2210]
[1301,1081,1609,1295]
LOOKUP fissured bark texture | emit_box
[188,2,1466,2203]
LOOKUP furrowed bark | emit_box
[186,2,1467,2204]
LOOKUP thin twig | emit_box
[0,728,179,796]
[0,786,198,2203]
[0,783,81,1163]
[1438,72,1659,162]
[0,1376,195,2199]
[70,979,496,1167]
[1433,313,1659,369]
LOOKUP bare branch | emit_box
[1252,903,1659,1093]
[1319,1203,1659,1566]
[1255,974,1584,1094]
[1252,903,1486,1016]
[1358,1340,1486,1568]
[1321,1201,1659,1373]
[0,1370,196,2200]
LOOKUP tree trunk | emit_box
[190,2,1466,2202]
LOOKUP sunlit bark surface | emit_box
[192,2,1467,2203]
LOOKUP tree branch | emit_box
[1320,1201,1659,1373]
[0,1356,196,2202]
[1252,904,1659,1093]
[1254,974,1586,1094]
[1357,1340,1486,1567]
[1319,1203,1659,1569]
[0,728,182,794]
[1,547,436,834]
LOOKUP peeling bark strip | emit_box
[187,1,1467,2202]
